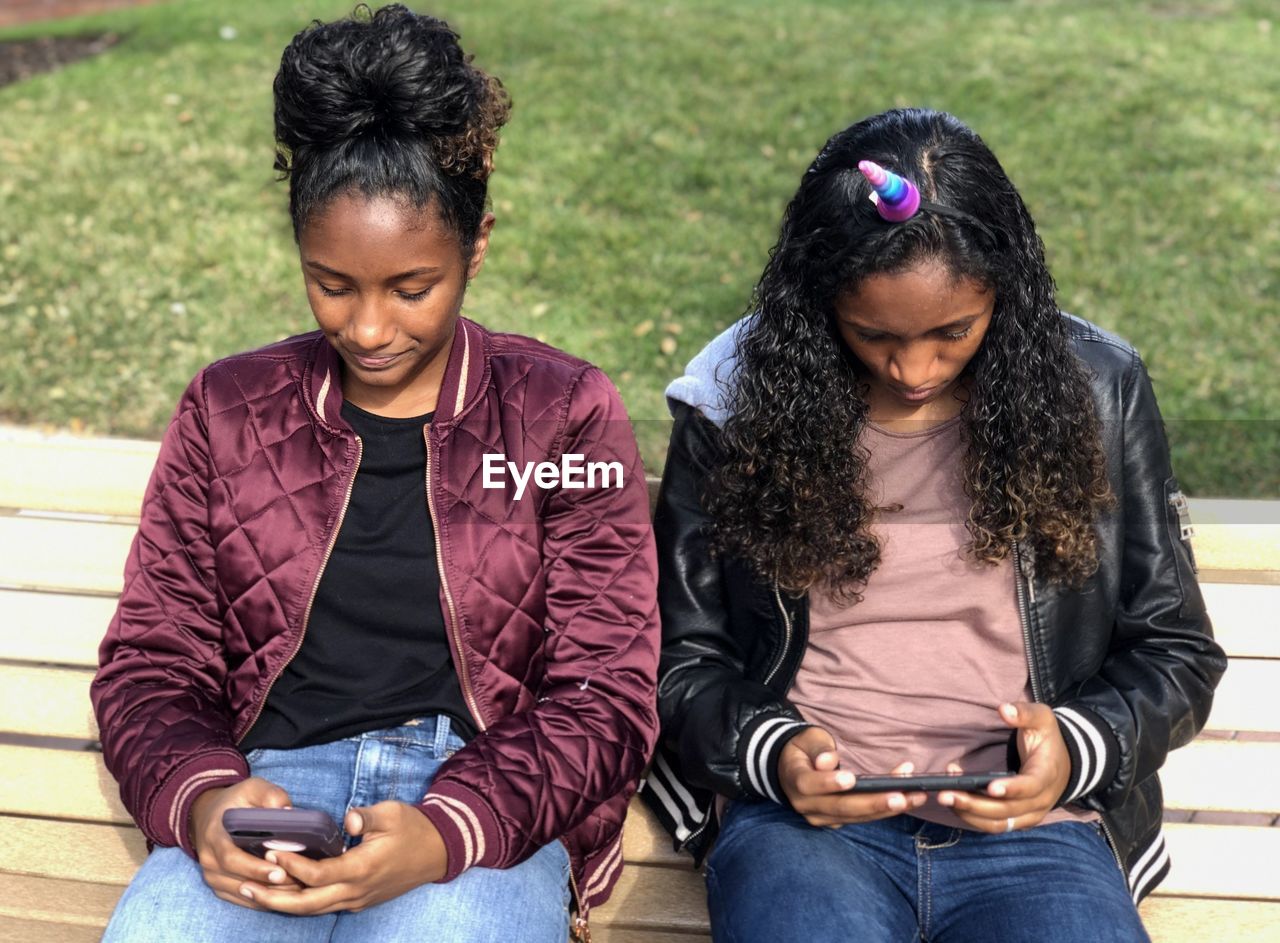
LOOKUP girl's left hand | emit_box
[238,801,448,914]
[937,702,1072,833]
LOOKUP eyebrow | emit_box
[842,314,982,336]
[304,260,441,281]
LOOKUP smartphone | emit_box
[844,770,1009,794]
[222,807,344,860]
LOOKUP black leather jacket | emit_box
[641,315,1226,904]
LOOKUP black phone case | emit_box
[845,771,1008,794]
[222,808,344,859]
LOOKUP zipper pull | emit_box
[1018,543,1037,605]
[1169,490,1195,542]
[571,916,592,942]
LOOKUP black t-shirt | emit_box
[240,401,475,751]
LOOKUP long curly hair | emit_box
[273,3,511,251]
[707,109,1113,602]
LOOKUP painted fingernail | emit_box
[836,772,855,788]
[939,793,954,806]
[265,851,278,864]
[240,887,254,900]
[888,795,905,811]
[269,869,285,883]
[991,783,1006,796]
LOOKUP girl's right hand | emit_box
[777,727,926,827]
[188,777,305,908]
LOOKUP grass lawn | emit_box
[0,0,1276,495]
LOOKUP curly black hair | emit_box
[707,109,1113,601]
[273,3,510,252]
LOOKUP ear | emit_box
[466,212,496,280]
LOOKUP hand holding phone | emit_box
[844,770,1009,794]
[223,807,344,860]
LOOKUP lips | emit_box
[347,350,406,370]
[895,385,938,403]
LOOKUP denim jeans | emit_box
[102,716,572,943]
[705,799,1150,943]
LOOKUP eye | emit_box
[317,285,348,298]
[943,326,973,341]
[854,331,886,343]
[398,287,431,302]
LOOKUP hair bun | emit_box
[274,4,508,177]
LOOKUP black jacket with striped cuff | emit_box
[641,315,1225,905]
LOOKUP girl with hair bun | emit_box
[93,6,658,940]
[643,108,1225,941]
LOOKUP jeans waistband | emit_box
[359,714,457,757]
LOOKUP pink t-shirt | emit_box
[787,416,1093,828]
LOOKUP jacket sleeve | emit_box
[90,370,248,855]
[417,367,660,879]
[1049,353,1227,808]
[651,402,812,806]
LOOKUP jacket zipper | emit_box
[567,862,590,941]
[424,429,486,733]
[1012,541,1043,703]
[1014,542,1125,874]
[237,436,363,743]
[762,582,794,688]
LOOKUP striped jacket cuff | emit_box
[1053,705,1120,806]
[737,714,813,805]
[151,749,248,856]
[417,782,503,882]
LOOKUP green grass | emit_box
[1,0,1276,495]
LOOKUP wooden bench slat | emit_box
[2,506,1275,602]
[0,590,116,667]
[1200,583,1280,659]
[592,862,713,932]
[1185,499,1280,585]
[0,873,125,928]
[0,746,129,825]
[0,517,133,595]
[0,916,104,943]
[0,818,145,886]
[1159,824,1280,900]
[0,665,97,741]
[1204,659,1280,734]
[0,428,155,520]
[1161,740,1280,814]
[1141,897,1280,943]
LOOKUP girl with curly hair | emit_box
[643,108,1224,942]
[93,6,658,941]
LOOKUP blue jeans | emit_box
[706,800,1150,943]
[103,717,572,943]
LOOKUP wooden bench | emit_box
[2,424,1278,941]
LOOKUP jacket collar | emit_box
[304,318,489,430]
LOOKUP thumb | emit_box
[346,806,368,836]
[1000,701,1053,731]
[791,726,839,769]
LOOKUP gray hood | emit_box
[663,316,753,427]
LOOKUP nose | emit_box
[345,297,396,352]
[886,343,935,389]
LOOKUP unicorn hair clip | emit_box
[856,159,996,240]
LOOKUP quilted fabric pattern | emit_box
[92,323,660,911]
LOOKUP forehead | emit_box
[837,260,993,334]
[300,192,459,270]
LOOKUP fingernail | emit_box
[888,795,905,811]
[939,793,954,806]
[836,772,855,788]
[265,851,278,865]
[240,887,254,900]
[991,783,1006,797]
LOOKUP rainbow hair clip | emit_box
[858,160,921,222]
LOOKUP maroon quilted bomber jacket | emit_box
[92,319,660,920]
